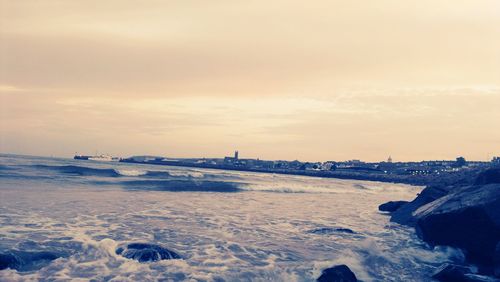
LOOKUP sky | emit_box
[1,1,499,162]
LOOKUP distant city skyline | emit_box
[4,150,498,164]
[1,1,500,162]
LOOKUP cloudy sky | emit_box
[1,0,499,161]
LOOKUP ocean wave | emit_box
[168,171,205,178]
[237,183,362,194]
[115,169,148,177]
[117,170,203,178]
[33,165,122,177]
[120,179,243,192]
[0,250,67,272]
[307,227,357,235]
[238,185,330,193]
[0,164,13,171]
[27,165,205,180]
[143,171,171,178]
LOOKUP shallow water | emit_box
[0,154,463,281]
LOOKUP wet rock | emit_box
[494,242,500,277]
[0,251,62,271]
[116,243,181,262]
[317,264,358,282]
[378,201,408,212]
[463,274,500,282]
[391,168,500,227]
[334,228,355,234]
[431,264,499,281]
[432,264,473,282]
[413,183,500,266]
[388,168,500,279]
[433,266,498,282]
[390,184,454,226]
[474,168,500,185]
[309,227,355,235]
[0,253,17,271]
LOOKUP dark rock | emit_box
[308,227,355,235]
[414,184,500,266]
[0,251,62,271]
[432,263,473,282]
[116,243,181,262]
[0,253,18,271]
[317,264,358,282]
[475,168,500,185]
[389,168,495,226]
[378,201,409,212]
[334,228,355,234]
[463,274,500,282]
[390,184,455,226]
[494,242,500,277]
[432,264,500,282]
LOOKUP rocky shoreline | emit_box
[316,167,500,282]
[381,167,500,281]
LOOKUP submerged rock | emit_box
[308,227,355,235]
[0,250,62,271]
[334,228,355,234]
[378,201,408,212]
[116,243,181,262]
[317,264,358,282]
[0,254,17,271]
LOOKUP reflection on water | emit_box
[0,155,463,281]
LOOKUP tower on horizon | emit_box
[235,151,239,160]
[387,156,393,163]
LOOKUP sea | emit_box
[0,154,464,281]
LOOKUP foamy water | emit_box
[0,155,463,281]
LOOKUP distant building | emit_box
[288,160,303,169]
[322,161,337,171]
[224,150,240,164]
[387,156,393,163]
[377,162,396,173]
[405,168,432,175]
[455,156,467,167]
[300,162,321,170]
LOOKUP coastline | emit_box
[119,158,440,186]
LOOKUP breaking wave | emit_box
[121,179,242,192]
[1,163,422,196]
[33,165,122,177]
[26,165,204,180]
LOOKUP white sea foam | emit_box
[168,171,205,178]
[115,169,147,176]
[311,250,373,282]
